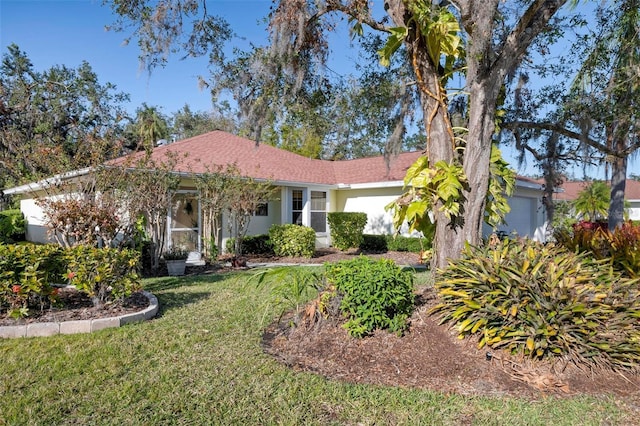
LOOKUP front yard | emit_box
[0,269,634,425]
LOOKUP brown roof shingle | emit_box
[555,180,640,201]
[119,130,420,186]
[115,130,540,188]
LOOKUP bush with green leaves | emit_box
[268,224,316,258]
[65,246,141,308]
[325,256,415,337]
[386,235,427,253]
[327,212,367,251]
[433,239,640,370]
[0,244,65,318]
[359,234,388,253]
[249,266,325,325]
[0,209,26,243]
[225,234,273,256]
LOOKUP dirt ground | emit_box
[256,249,640,404]
[4,248,640,405]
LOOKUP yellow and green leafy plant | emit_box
[0,244,65,318]
[432,238,640,370]
[65,246,141,308]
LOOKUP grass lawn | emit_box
[0,269,631,425]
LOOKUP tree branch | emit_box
[502,120,621,157]
[493,0,568,77]
[322,0,390,33]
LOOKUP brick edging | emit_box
[0,291,159,339]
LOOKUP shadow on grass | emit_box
[143,273,229,293]
[153,291,211,317]
[142,273,239,317]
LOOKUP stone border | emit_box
[0,291,158,339]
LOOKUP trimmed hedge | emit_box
[268,224,316,258]
[359,234,388,253]
[386,235,426,253]
[327,212,367,251]
[225,234,274,256]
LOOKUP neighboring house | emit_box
[3,131,547,257]
[553,180,640,221]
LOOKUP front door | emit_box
[169,192,200,255]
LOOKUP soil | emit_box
[4,248,640,405]
[0,287,149,326]
[254,248,640,403]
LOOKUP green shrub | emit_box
[0,244,65,318]
[226,234,273,256]
[65,246,141,308]
[386,235,426,253]
[268,224,316,258]
[359,234,388,253]
[433,238,640,370]
[325,256,415,337]
[327,212,367,251]
[0,209,26,243]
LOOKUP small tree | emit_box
[96,152,181,271]
[193,164,240,259]
[226,176,277,257]
[573,181,610,221]
[36,173,130,249]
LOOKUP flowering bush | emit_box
[555,220,640,277]
[0,244,64,318]
[0,244,141,316]
[65,246,141,308]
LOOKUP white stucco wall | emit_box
[338,183,546,241]
[627,201,640,221]
[334,186,405,236]
[20,197,50,244]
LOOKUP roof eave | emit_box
[2,167,93,196]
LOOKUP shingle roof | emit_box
[110,130,541,188]
[555,180,640,201]
[115,130,420,186]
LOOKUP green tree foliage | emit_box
[171,104,236,141]
[121,103,170,152]
[0,44,129,188]
[573,181,610,221]
[503,0,640,231]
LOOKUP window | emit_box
[291,190,303,225]
[310,191,326,233]
[254,203,268,216]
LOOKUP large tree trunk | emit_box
[608,151,627,230]
[385,0,567,269]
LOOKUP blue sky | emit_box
[1,0,273,116]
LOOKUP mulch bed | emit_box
[0,287,149,326]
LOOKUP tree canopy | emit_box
[103,0,575,268]
[0,44,129,188]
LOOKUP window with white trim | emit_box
[310,191,326,232]
[291,189,303,225]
